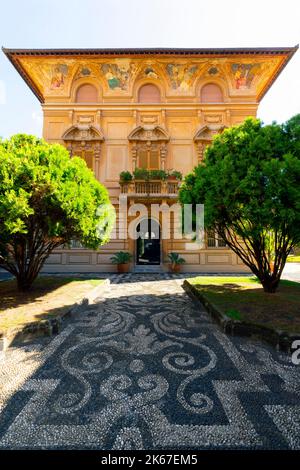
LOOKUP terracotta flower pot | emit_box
[169,263,181,273]
[117,263,130,273]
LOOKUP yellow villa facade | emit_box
[3,46,297,272]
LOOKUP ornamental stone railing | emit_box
[120,180,180,198]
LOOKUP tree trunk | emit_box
[259,274,280,293]
[1,236,62,291]
[16,270,39,291]
[15,251,46,291]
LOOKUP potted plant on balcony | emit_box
[110,251,133,273]
[167,169,182,181]
[167,252,186,273]
[133,168,150,180]
[119,171,133,182]
[149,169,168,180]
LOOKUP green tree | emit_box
[179,116,300,293]
[0,134,115,290]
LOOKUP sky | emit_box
[0,0,299,138]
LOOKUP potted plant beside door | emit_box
[110,251,133,273]
[167,252,186,273]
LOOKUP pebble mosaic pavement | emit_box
[0,273,299,450]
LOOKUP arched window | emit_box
[138,84,161,103]
[200,83,223,103]
[75,84,99,103]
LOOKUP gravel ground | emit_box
[0,274,299,450]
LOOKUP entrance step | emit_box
[134,265,164,273]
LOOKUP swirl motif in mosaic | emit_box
[0,274,299,449]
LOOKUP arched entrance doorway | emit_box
[136,219,161,265]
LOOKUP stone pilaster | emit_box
[196,142,205,164]
[131,144,138,170]
[160,144,167,170]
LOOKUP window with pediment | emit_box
[128,125,169,170]
[193,124,227,164]
[62,125,104,178]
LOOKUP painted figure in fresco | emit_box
[181,65,198,91]
[101,60,134,91]
[50,64,68,89]
[231,63,261,89]
[80,67,91,77]
[74,67,92,81]
[166,64,198,91]
[208,66,219,76]
[144,66,158,79]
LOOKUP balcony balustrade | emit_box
[120,179,180,199]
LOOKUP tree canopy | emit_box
[179,116,300,293]
[0,134,115,290]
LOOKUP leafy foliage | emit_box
[167,252,186,265]
[119,171,133,182]
[149,169,168,180]
[132,168,168,180]
[179,116,300,293]
[133,168,150,180]
[0,134,115,290]
[167,169,183,180]
[123,169,182,181]
[110,251,133,264]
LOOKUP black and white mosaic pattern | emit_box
[0,274,299,450]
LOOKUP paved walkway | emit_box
[283,262,300,282]
[0,274,299,450]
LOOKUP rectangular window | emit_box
[138,150,148,169]
[138,148,160,170]
[207,230,226,248]
[150,150,159,169]
[83,151,94,171]
[70,240,86,249]
[59,240,86,250]
[74,150,94,171]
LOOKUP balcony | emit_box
[120,179,180,199]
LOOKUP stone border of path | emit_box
[183,280,300,353]
[0,279,110,355]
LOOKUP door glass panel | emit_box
[136,219,160,265]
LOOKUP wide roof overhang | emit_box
[2,45,298,103]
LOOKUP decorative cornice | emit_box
[2,45,298,103]
[2,46,298,56]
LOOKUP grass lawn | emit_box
[287,255,300,263]
[188,276,300,334]
[0,276,105,335]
